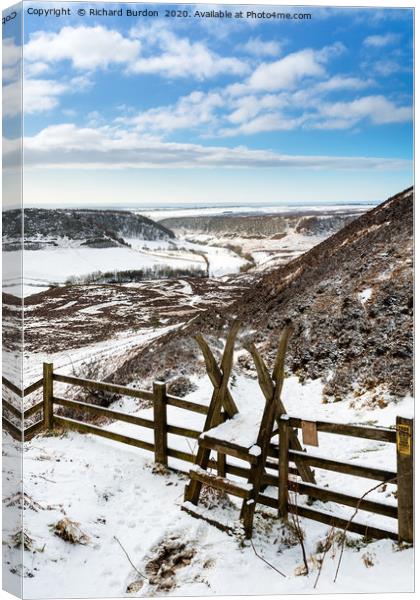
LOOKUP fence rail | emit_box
[1,364,413,544]
[285,416,397,443]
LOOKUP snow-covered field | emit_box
[139,203,373,221]
[3,240,247,298]
[3,374,413,597]
[127,239,247,278]
[182,230,328,271]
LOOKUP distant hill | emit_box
[160,210,361,238]
[2,208,175,250]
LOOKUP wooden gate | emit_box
[1,361,413,544]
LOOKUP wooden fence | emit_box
[1,364,414,544]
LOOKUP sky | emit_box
[2,2,414,207]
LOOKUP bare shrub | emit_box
[167,376,198,398]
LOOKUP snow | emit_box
[21,323,181,390]
[3,203,370,299]
[4,239,248,298]
[3,254,412,591]
[139,203,373,221]
[202,378,265,448]
[3,246,206,298]
[358,288,373,304]
[3,371,413,596]
[180,230,328,273]
[54,300,78,311]
[249,445,261,457]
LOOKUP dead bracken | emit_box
[10,530,35,551]
[145,534,196,592]
[53,518,90,545]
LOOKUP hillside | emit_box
[160,210,360,238]
[2,208,174,250]
[123,187,413,402]
[235,186,413,399]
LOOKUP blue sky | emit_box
[2,2,414,206]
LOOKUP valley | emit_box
[2,204,369,297]
[3,202,373,390]
[2,189,414,597]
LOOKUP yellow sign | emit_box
[397,424,412,456]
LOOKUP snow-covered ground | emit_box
[127,239,247,278]
[182,230,328,271]
[3,203,373,298]
[139,204,373,221]
[3,246,201,298]
[2,200,412,596]
[20,324,182,392]
[3,374,413,597]
[3,240,247,298]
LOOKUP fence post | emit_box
[396,415,414,544]
[43,363,54,431]
[217,409,227,477]
[153,381,168,466]
[278,415,290,519]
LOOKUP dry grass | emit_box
[53,518,90,545]
[145,534,196,592]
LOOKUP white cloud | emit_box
[127,23,248,79]
[221,113,304,137]
[3,81,21,118]
[363,33,400,47]
[248,49,325,91]
[2,136,22,169]
[226,94,285,125]
[369,60,402,77]
[221,89,412,135]
[23,78,71,114]
[62,109,78,118]
[310,118,359,130]
[3,78,68,118]
[3,75,92,118]
[24,25,141,70]
[239,37,282,57]
[3,37,21,83]
[23,23,248,81]
[314,76,375,93]
[3,37,21,67]
[1,122,410,171]
[228,43,345,94]
[124,91,224,132]
[24,61,50,77]
[319,95,412,126]
[118,90,285,137]
[111,71,409,138]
